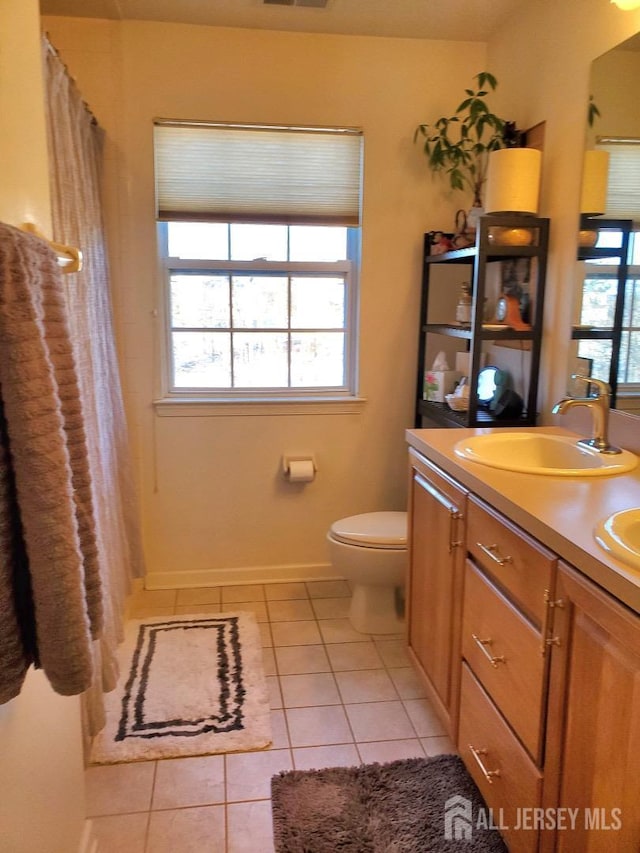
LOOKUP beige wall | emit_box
[589,47,640,143]
[43,4,640,588]
[0,3,86,852]
[0,0,51,230]
[43,16,487,588]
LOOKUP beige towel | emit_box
[0,223,102,697]
[0,408,32,703]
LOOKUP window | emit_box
[578,231,640,389]
[153,121,363,402]
[577,138,640,395]
[160,221,358,394]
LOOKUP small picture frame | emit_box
[501,257,531,296]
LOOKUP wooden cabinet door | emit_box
[407,458,465,734]
[543,562,640,853]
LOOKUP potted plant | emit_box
[415,72,515,228]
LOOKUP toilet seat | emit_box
[329,511,407,550]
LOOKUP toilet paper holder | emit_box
[282,454,317,481]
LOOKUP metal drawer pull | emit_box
[477,542,513,566]
[472,634,506,667]
[468,745,501,784]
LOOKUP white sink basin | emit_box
[595,508,640,571]
[454,431,638,477]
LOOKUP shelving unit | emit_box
[572,216,632,408]
[415,213,550,429]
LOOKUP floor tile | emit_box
[357,738,426,765]
[403,698,447,737]
[225,749,293,802]
[265,582,308,600]
[230,600,268,622]
[262,646,276,676]
[227,800,275,853]
[86,579,456,853]
[259,623,273,647]
[286,705,353,747]
[90,812,148,853]
[152,755,225,809]
[222,584,265,603]
[146,805,226,852]
[374,638,411,668]
[388,666,427,699]
[275,644,330,675]
[269,709,290,750]
[127,604,175,618]
[371,631,405,641]
[306,580,351,599]
[175,587,221,607]
[174,603,221,616]
[345,701,415,743]
[271,620,322,647]
[85,762,156,816]
[326,641,383,671]
[129,589,176,609]
[280,672,341,708]
[267,675,283,709]
[422,735,457,756]
[311,596,351,619]
[293,743,360,771]
[319,618,369,644]
[267,598,314,622]
[335,669,398,703]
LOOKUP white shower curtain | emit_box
[42,35,145,740]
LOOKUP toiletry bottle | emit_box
[455,281,472,325]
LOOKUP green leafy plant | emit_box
[415,72,510,206]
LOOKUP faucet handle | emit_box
[570,374,611,398]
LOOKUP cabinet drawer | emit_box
[462,561,545,761]
[467,495,556,625]
[458,664,542,853]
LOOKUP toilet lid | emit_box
[330,511,407,550]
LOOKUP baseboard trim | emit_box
[78,820,99,853]
[143,562,341,590]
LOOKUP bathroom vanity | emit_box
[405,427,640,853]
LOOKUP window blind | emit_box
[597,137,640,221]
[154,121,363,226]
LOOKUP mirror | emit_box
[571,33,640,415]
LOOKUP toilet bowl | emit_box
[327,511,407,635]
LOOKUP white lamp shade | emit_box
[611,0,640,9]
[580,150,610,215]
[484,148,542,214]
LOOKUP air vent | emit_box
[264,0,329,7]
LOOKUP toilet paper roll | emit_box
[287,460,315,483]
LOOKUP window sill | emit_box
[153,395,367,417]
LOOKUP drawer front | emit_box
[462,561,545,760]
[467,495,556,625]
[458,664,542,853]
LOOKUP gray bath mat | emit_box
[271,754,507,852]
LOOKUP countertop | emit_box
[406,426,640,615]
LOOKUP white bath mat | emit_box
[89,612,272,764]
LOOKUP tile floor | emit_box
[86,580,456,852]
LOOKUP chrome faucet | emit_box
[551,375,621,455]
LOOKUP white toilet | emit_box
[327,511,407,635]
